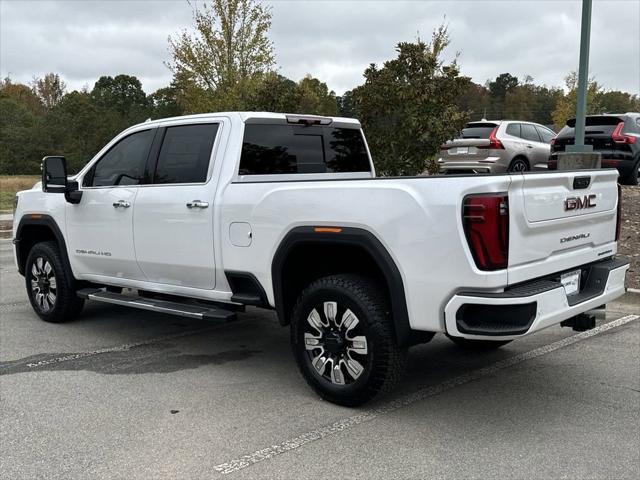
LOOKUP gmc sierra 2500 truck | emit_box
[13,112,629,406]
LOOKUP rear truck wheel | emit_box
[619,159,639,186]
[446,335,512,350]
[507,157,530,173]
[291,274,408,406]
[25,241,84,323]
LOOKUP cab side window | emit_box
[84,129,155,187]
[152,124,219,184]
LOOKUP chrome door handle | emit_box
[526,144,534,148]
[112,200,130,208]
[186,200,209,209]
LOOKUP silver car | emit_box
[438,120,556,174]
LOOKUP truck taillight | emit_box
[463,194,509,271]
[615,184,622,241]
[612,121,636,144]
[488,127,504,149]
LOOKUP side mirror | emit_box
[42,156,68,193]
[42,156,83,204]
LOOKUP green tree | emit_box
[337,89,357,118]
[487,72,518,118]
[0,91,43,174]
[552,72,605,129]
[90,74,149,118]
[503,79,562,125]
[456,79,489,120]
[1,77,44,115]
[32,73,66,109]
[149,85,184,119]
[352,26,468,176]
[294,75,338,116]
[168,0,275,112]
[598,90,640,114]
[246,72,298,112]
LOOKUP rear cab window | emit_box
[239,124,371,176]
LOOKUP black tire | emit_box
[507,157,530,173]
[619,160,639,186]
[25,241,84,323]
[446,335,512,350]
[291,274,407,406]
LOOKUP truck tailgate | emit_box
[507,169,619,284]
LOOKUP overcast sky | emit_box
[1,0,639,96]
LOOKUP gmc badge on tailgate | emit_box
[565,194,596,211]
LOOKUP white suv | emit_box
[438,120,556,174]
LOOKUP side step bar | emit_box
[77,289,237,321]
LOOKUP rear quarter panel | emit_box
[220,175,513,333]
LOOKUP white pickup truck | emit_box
[13,112,629,405]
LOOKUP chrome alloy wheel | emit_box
[303,301,369,385]
[30,256,57,312]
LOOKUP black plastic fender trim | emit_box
[14,214,76,288]
[271,226,413,347]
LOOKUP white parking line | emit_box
[212,314,640,475]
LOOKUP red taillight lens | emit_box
[615,184,622,241]
[550,135,557,146]
[612,121,636,144]
[488,127,504,149]
[463,194,509,271]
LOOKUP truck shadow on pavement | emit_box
[0,344,262,376]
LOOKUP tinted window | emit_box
[506,123,521,138]
[87,129,154,187]
[535,126,555,143]
[567,116,623,127]
[240,124,370,175]
[460,123,498,139]
[154,124,218,184]
[521,124,542,142]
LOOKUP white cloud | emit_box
[1,0,638,95]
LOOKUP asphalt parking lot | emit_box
[1,236,639,479]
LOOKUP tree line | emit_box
[1,0,638,176]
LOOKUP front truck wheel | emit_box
[25,241,84,323]
[291,274,407,406]
[446,335,512,350]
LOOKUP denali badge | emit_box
[565,194,596,211]
[560,233,591,243]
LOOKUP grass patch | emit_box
[0,175,40,211]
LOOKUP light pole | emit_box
[567,0,593,153]
[559,0,601,170]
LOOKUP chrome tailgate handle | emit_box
[186,200,209,209]
[112,200,130,208]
